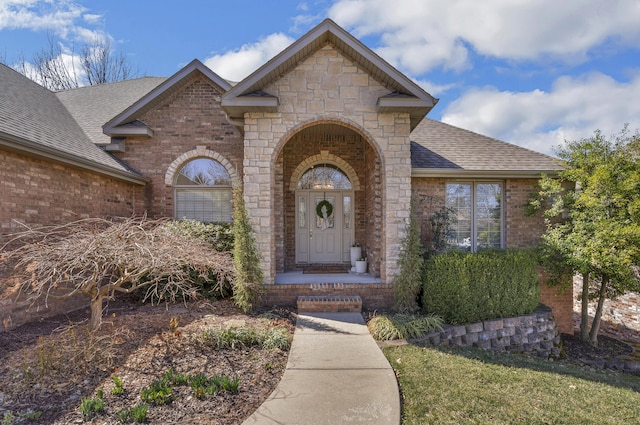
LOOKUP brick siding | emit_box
[412,177,574,334]
[112,74,244,219]
[0,149,141,232]
[276,127,383,276]
[262,283,395,310]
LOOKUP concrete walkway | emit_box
[242,312,401,425]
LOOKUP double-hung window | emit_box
[174,158,232,223]
[445,182,503,251]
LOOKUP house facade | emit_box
[0,20,572,332]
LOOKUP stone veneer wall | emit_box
[414,305,561,358]
[243,43,412,284]
[411,177,574,334]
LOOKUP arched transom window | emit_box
[174,158,232,223]
[296,165,352,190]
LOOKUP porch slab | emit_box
[275,270,381,284]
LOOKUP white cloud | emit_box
[18,44,85,87]
[0,0,89,38]
[328,0,640,73]
[441,71,640,155]
[82,13,102,25]
[412,78,455,97]
[204,33,295,82]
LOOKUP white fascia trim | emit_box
[107,126,154,137]
[411,168,559,179]
[0,133,148,185]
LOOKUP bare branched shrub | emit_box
[1,217,234,329]
[3,322,133,394]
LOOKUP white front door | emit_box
[295,191,354,263]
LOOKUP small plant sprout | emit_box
[140,378,173,406]
[79,390,105,420]
[112,375,125,395]
[116,403,148,424]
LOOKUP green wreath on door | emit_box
[316,200,333,218]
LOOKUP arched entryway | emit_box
[273,122,383,277]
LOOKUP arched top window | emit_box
[174,158,232,223]
[175,158,232,187]
[296,165,352,190]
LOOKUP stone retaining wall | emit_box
[412,305,561,358]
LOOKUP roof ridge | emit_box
[54,76,167,93]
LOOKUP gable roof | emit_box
[0,64,146,184]
[56,76,166,145]
[221,19,438,130]
[103,60,231,137]
[410,118,563,177]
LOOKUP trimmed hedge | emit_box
[422,249,539,324]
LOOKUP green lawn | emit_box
[385,345,640,425]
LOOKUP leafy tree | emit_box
[529,127,640,345]
[231,185,264,312]
[1,217,233,330]
[9,34,137,90]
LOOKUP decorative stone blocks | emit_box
[414,306,562,358]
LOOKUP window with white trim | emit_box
[445,182,503,251]
[174,158,232,223]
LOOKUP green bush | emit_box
[231,185,264,313]
[393,201,424,314]
[423,249,539,324]
[158,219,234,300]
[162,219,234,252]
[185,266,233,300]
[199,326,292,351]
[368,314,443,341]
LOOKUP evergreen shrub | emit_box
[162,219,234,252]
[422,249,539,324]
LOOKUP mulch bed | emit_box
[0,298,296,425]
[1,299,637,424]
[561,332,634,365]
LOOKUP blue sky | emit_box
[1,0,639,155]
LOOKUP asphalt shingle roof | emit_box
[410,118,563,172]
[56,76,166,145]
[2,61,562,180]
[0,64,143,176]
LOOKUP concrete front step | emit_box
[297,295,363,313]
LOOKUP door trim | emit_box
[295,190,354,264]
